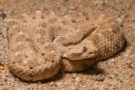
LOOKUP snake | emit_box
[5,11,126,81]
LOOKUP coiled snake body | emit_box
[5,11,125,81]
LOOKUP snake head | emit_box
[62,45,97,60]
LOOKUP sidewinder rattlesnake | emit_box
[5,11,126,81]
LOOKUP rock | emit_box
[95,75,105,82]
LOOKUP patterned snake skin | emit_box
[5,11,126,81]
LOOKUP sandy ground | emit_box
[0,0,135,90]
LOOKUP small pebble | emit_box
[72,73,77,79]
[96,76,105,82]
[49,81,55,86]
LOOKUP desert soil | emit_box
[0,0,135,90]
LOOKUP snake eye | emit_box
[83,46,87,52]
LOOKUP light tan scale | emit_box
[6,11,61,81]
